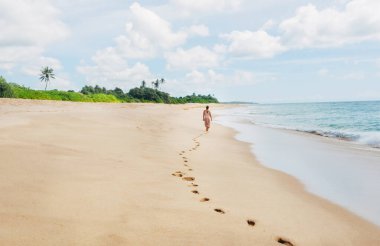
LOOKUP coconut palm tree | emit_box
[160,78,165,88]
[152,79,159,90]
[39,66,55,91]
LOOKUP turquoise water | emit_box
[230,101,380,148]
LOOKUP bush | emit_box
[0,77,15,98]
[88,93,120,103]
[127,87,171,103]
[7,83,120,102]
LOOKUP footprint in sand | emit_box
[191,190,199,194]
[190,183,198,187]
[200,197,210,202]
[172,171,185,177]
[172,173,183,177]
[277,238,294,246]
[182,177,195,181]
[214,208,225,214]
[184,164,188,167]
[188,168,193,171]
[246,220,255,227]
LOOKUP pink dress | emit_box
[203,110,211,128]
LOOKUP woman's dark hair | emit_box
[206,105,209,109]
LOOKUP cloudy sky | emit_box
[1,0,380,102]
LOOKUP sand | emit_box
[0,98,379,246]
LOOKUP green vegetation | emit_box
[127,87,171,103]
[9,83,118,102]
[173,93,219,104]
[0,76,218,104]
[0,76,15,98]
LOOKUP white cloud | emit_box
[261,19,276,31]
[21,57,63,77]
[77,2,205,88]
[165,46,220,70]
[221,30,286,58]
[113,26,156,59]
[0,47,42,70]
[185,69,258,86]
[186,25,210,37]
[128,2,187,49]
[171,0,242,12]
[0,0,69,70]
[111,2,188,60]
[279,0,380,48]
[185,69,224,84]
[213,44,228,54]
[164,68,261,97]
[77,47,153,89]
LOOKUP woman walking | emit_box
[203,106,212,132]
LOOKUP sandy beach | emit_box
[0,99,379,246]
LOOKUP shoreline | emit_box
[215,107,380,227]
[0,99,379,245]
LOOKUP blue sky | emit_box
[1,0,379,103]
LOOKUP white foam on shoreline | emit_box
[215,109,380,226]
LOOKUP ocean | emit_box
[221,101,380,148]
[215,101,380,226]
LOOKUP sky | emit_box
[0,0,380,103]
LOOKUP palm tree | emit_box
[152,79,159,90]
[151,78,165,90]
[141,80,146,88]
[160,78,165,88]
[39,66,55,90]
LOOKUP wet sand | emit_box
[215,112,380,226]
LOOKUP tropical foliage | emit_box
[0,76,219,104]
[0,76,15,98]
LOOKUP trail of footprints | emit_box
[171,134,295,246]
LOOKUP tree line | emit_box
[0,75,218,104]
[80,80,218,104]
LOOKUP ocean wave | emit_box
[356,132,380,148]
[304,130,358,141]
[250,121,380,148]
[297,130,380,148]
